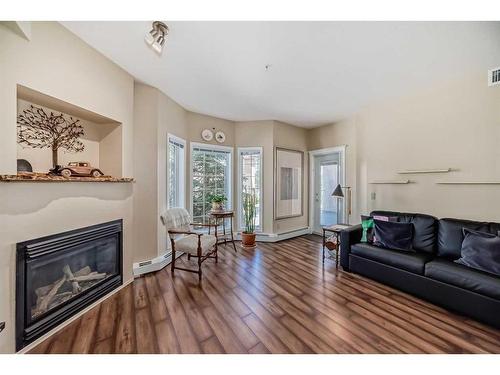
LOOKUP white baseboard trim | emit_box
[235,227,312,242]
[133,250,183,277]
[18,278,134,354]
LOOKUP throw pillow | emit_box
[361,215,374,243]
[455,228,500,276]
[373,219,414,252]
[371,215,398,243]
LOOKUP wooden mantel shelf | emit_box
[0,173,134,183]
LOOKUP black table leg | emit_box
[322,229,326,264]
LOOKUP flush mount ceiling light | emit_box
[145,21,169,54]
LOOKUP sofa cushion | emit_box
[371,210,438,253]
[438,218,491,259]
[351,243,434,274]
[455,229,500,276]
[425,258,500,300]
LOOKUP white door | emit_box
[312,153,343,234]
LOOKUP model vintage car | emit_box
[55,162,104,178]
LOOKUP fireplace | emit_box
[16,220,123,351]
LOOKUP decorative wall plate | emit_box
[201,129,213,141]
[215,131,226,143]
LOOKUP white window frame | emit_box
[237,147,263,232]
[167,133,186,209]
[189,142,233,221]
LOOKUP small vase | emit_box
[212,202,223,211]
[241,232,256,248]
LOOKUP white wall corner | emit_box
[1,21,31,40]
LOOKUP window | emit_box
[191,143,232,224]
[238,147,262,231]
[167,134,186,208]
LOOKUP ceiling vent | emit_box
[488,67,500,87]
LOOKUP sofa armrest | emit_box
[340,224,363,271]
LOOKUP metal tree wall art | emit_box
[17,105,85,169]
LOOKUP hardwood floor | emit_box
[28,236,500,354]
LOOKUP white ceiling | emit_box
[61,21,500,128]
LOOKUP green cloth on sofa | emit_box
[361,216,374,243]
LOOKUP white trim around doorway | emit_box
[308,145,347,235]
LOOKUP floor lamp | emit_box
[332,184,351,225]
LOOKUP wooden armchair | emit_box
[161,208,218,281]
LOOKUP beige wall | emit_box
[307,69,500,223]
[273,121,309,233]
[99,126,123,178]
[133,84,160,262]
[0,22,135,353]
[186,111,235,145]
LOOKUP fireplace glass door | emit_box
[27,235,119,323]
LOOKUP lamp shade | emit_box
[332,184,344,198]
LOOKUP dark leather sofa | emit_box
[340,210,500,328]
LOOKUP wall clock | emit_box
[215,131,226,143]
[201,129,213,141]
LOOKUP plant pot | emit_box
[211,202,224,211]
[241,232,256,248]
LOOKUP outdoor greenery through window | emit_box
[192,144,232,224]
[239,148,262,231]
[167,135,185,208]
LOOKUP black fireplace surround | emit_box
[16,220,123,351]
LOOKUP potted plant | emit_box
[241,188,257,248]
[210,193,227,211]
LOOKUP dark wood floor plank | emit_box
[27,236,500,354]
[94,291,118,342]
[248,342,271,354]
[114,285,136,354]
[155,320,180,354]
[243,313,289,354]
[48,319,81,354]
[274,296,357,353]
[191,268,259,350]
[71,305,101,354]
[162,278,201,353]
[135,307,157,353]
[233,286,313,353]
[28,335,53,354]
[300,294,403,353]
[203,306,247,354]
[92,338,113,354]
[201,336,225,354]
[145,274,168,323]
[133,276,149,310]
[168,272,213,342]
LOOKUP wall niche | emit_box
[16,85,123,178]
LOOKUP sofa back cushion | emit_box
[437,218,495,259]
[370,211,438,253]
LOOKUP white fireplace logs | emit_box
[32,265,107,318]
